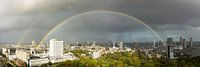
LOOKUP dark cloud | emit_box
[0,0,200,42]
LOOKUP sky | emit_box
[0,0,200,43]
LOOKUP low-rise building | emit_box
[63,53,78,60]
[92,51,101,59]
[29,58,49,67]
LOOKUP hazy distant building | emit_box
[76,42,79,48]
[119,42,123,49]
[153,41,156,48]
[183,39,187,49]
[167,37,173,46]
[92,41,96,47]
[49,39,64,57]
[133,42,137,49]
[32,41,36,46]
[189,37,193,48]
[179,37,184,50]
[158,41,163,47]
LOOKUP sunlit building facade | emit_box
[49,39,64,57]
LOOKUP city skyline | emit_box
[1,0,200,67]
[0,0,200,43]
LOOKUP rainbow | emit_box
[38,10,165,47]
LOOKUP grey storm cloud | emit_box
[0,0,200,42]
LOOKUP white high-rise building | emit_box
[153,41,156,48]
[49,39,64,57]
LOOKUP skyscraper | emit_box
[153,41,156,48]
[49,39,64,57]
[179,37,183,50]
[167,37,173,46]
[92,41,96,47]
[183,39,186,49]
[167,46,174,59]
[189,37,193,48]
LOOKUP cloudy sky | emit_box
[0,0,200,43]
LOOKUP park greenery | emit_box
[40,50,200,67]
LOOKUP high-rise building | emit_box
[153,41,156,48]
[158,41,163,47]
[189,37,193,48]
[179,37,183,50]
[167,46,174,59]
[167,37,173,46]
[180,37,183,42]
[49,39,64,57]
[183,39,187,49]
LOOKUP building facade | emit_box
[49,39,64,57]
[16,49,30,63]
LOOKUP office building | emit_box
[29,58,49,67]
[167,46,174,59]
[49,39,64,57]
[153,41,156,48]
[2,48,16,58]
[189,37,193,48]
[167,37,173,46]
[179,37,183,50]
[183,39,187,49]
[16,49,30,63]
